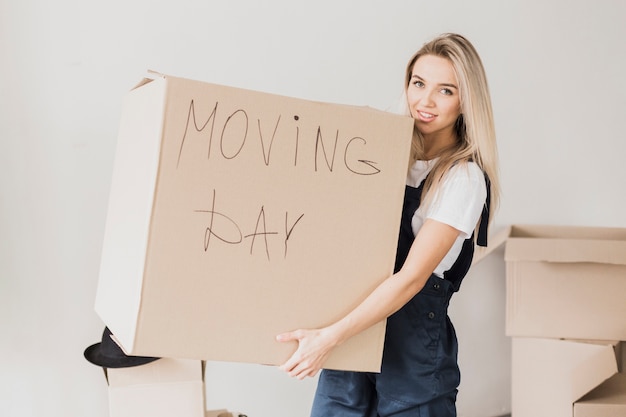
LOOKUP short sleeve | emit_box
[422,162,487,239]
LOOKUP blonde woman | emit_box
[277,33,500,416]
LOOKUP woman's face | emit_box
[406,54,461,143]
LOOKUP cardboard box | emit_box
[512,337,619,417]
[95,71,414,372]
[205,411,226,417]
[503,224,626,340]
[575,373,626,416]
[205,411,247,417]
[107,358,205,417]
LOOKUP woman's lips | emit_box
[415,110,436,122]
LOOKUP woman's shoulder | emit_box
[446,160,485,184]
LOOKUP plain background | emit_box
[1,0,625,416]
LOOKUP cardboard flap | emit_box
[95,73,168,352]
[503,224,626,265]
[509,224,626,240]
[576,372,626,406]
[512,337,619,417]
[131,70,166,91]
[505,238,626,265]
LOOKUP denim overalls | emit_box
[311,176,490,417]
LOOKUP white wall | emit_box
[1,0,625,416]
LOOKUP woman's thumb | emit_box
[276,330,299,343]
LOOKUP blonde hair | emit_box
[402,33,500,232]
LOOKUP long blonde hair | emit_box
[403,33,500,230]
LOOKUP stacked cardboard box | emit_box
[105,358,206,417]
[100,358,250,417]
[499,225,626,416]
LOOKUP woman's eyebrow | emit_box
[411,74,457,89]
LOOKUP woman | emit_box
[277,33,500,416]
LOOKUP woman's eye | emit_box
[413,80,424,88]
[441,88,453,96]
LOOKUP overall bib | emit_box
[311,176,490,417]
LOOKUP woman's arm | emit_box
[276,218,460,379]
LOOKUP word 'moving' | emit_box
[175,98,382,260]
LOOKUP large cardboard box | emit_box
[95,72,414,372]
[107,358,205,417]
[512,337,620,417]
[503,224,626,340]
[575,373,626,416]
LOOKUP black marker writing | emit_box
[315,127,339,172]
[344,137,381,175]
[220,109,248,160]
[244,206,278,260]
[195,189,243,251]
[284,212,305,258]
[258,115,281,166]
[195,189,304,261]
[176,99,382,176]
[177,100,218,167]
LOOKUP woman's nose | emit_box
[420,89,435,106]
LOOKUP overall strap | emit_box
[394,183,425,274]
[443,171,491,291]
[476,173,491,247]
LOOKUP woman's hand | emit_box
[276,220,459,379]
[276,327,338,379]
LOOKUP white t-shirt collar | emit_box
[406,158,439,188]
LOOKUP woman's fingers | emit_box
[276,329,303,373]
[276,329,316,377]
[287,358,319,380]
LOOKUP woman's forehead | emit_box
[411,55,458,86]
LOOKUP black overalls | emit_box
[311,176,490,417]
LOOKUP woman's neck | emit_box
[422,132,456,160]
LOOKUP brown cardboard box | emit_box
[575,373,626,416]
[205,411,246,417]
[95,71,414,372]
[512,337,619,417]
[503,224,626,340]
[107,358,205,417]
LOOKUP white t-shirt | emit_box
[406,159,487,278]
